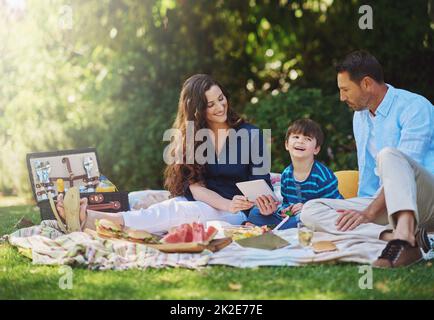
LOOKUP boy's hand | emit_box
[291,203,303,214]
[255,195,279,216]
[280,203,303,217]
[280,206,293,217]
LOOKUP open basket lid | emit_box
[26,147,101,203]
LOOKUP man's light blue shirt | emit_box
[353,84,434,197]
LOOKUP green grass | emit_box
[0,204,433,300]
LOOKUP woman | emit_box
[56,74,278,233]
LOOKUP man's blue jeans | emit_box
[247,206,300,230]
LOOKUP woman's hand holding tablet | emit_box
[235,179,279,202]
[236,179,280,215]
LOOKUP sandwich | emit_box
[95,219,124,239]
[124,228,160,244]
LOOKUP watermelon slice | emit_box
[161,223,218,244]
[161,231,184,243]
[205,226,218,242]
[192,222,205,242]
[182,223,193,242]
[162,223,191,243]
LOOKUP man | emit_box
[300,50,434,268]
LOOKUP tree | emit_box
[1,0,432,197]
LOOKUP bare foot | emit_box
[394,232,416,247]
[57,194,125,231]
[56,193,88,226]
[379,230,394,242]
[380,229,416,246]
[393,211,417,246]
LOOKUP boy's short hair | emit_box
[285,119,324,147]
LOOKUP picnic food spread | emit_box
[94,220,223,253]
[93,220,340,254]
[223,225,270,241]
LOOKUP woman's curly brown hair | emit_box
[164,74,243,197]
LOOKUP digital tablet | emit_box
[236,179,279,202]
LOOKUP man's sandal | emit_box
[48,187,87,233]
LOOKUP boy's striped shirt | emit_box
[280,161,343,211]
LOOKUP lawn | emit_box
[0,203,433,300]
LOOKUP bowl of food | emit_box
[223,225,269,241]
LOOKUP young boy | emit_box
[247,118,343,229]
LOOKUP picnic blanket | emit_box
[5,219,407,270]
[6,220,210,270]
[209,228,387,267]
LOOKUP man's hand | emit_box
[228,195,255,213]
[335,209,373,231]
[255,195,280,216]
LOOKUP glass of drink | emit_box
[297,222,314,248]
